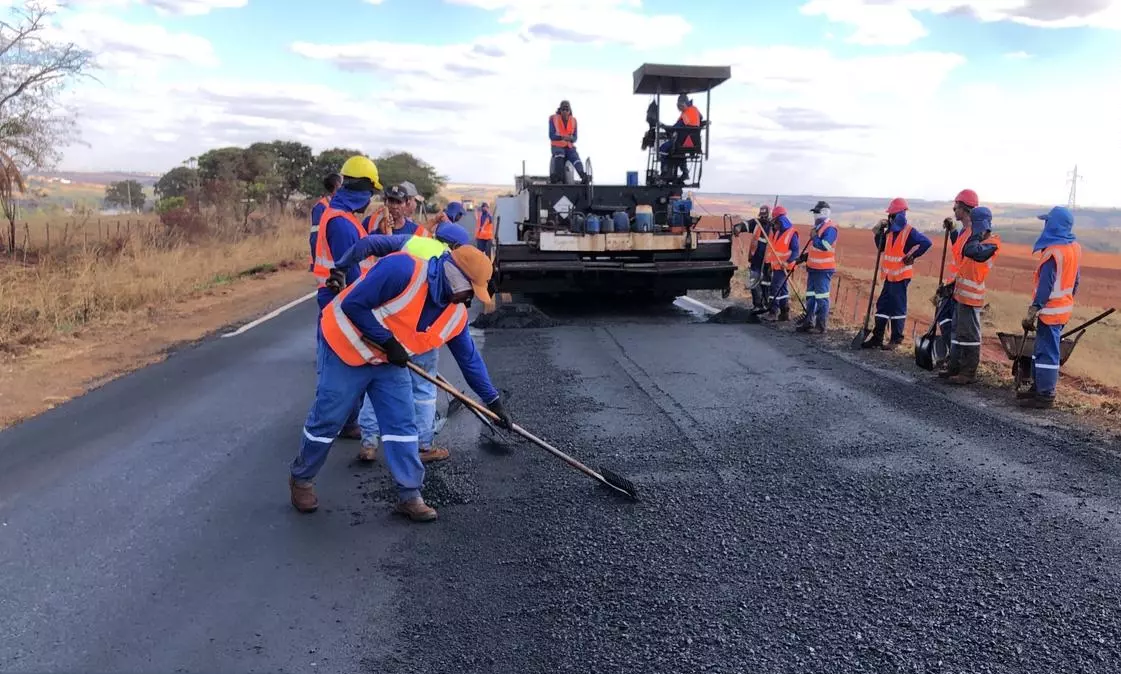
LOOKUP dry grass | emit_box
[1,212,308,357]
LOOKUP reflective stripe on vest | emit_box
[806,222,836,270]
[880,224,914,282]
[476,211,494,240]
[768,226,796,270]
[312,208,370,288]
[946,226,970,282]
[1035,242,1081,325]
[953,232,1001,307]
[551,114,576,148]
[320,253,468,366]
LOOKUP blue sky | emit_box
[20,0,1121,206]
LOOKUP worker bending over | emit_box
[331,222,474,463]
[291,244,511,522]
[549,100,589,184]
[308,172,342,271]
[1019,206,1081,409]
[863,197,931,350]
[940,205,1001,385]
[745,205,773,312]
[475,202,494,258]
[763,205,798,322]
[310,156,382,440]
[796,200,838,334]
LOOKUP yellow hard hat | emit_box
[340,155,382,190]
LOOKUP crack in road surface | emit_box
[2,298,1121,672]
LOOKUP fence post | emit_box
[45,222,50,252]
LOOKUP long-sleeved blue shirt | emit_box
[334,234,413,271]
[873,222,932,259]
[339,253,499,403]
[309,198,328,272]
[549,114,576,143]
[1031,257,1081,308]
[810,219,838,252]
[773,216,799,265]
[748,218,769,270]
[317,188,372,310]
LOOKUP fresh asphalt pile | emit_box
[367,305,1121,673]
[470,302,561,329]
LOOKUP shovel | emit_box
[438,372,509,440]
[407,362,639,501]
[851,226,886,349]
[914,227,952,370]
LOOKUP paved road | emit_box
[3,295,1121,673]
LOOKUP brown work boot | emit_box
[418,446,450,464]
[289,477,318,513]
[338,425,361,440]
[357,442,378,462]
[1016,388,1038,400]
[394,497,437,522]
[881,340,902,351]
[1018,395,1054,409]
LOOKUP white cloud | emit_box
[1005,50,1032,59]
[54,13,220,68]
[800,0,1121,46]
[62,0,247,15]
[444,0,692,46]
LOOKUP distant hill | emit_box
[33,171,160,187]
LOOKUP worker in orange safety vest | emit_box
[549,100,590,184]
[289,244,511,522]
[1018,206,1082,408]
[475,202,494,257]
[862,197,932,350]
[308,172,342,271]
[940,204,1002,385]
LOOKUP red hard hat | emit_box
[954,189,979,208]
[772,205,787,218]
[886,197,908,215]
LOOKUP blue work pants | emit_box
[359,348,440,450]
[804,269,834,329]
[1032,320,1063,398]
[874,279,910,342]
[551,147,586,178]
[291,348,424,501]
[317,322,370,435]
[475,238,493,256]
[769,267,790,312]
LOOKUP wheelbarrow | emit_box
[996,308,1115,391]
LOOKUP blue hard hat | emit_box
[445,201,465,223]
[434,221,470,247]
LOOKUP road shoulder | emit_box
[0,266,313,429]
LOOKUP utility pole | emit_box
[1066,165,1083,210]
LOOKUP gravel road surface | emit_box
[2,294,1121,673]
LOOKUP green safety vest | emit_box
[402,235,448,261]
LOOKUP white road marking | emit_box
[675,295,720,315]
[222,291,316,338]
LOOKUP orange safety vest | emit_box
[880,224,915,282]
[768,226,796,271]
[679,105,701,127]
[319,252,469,366]
[476,209,494,240]
[550,114,576,148]
[952,232,1002,307]
[308,196,330,269]
[806,221,837,270]
[312,208,374,289]
[1034,242,1081,325]
[945,226,970,283]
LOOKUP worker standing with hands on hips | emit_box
[796,200,838,334]
[329,222,474,464]
[310,156,382,440]
[475,202,495,258]
[763,204,798,322]
[291,242,511,522]
[863,197,932,350]
[1019,206,1081,409]
[940,201,1001,385]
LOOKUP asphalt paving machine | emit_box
[491,63,735,302]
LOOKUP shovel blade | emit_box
[850,328,869,350]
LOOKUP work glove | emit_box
[797,251,809,264]
[325,268,347,294]
[938,282,955,299]
[377,336,409,367]
[1022,306,1040,332]
[876,219,888,233]
[487,397,513,429]
[943,217,955,232]
[902,253,915,266]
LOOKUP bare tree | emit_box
[0,1,95,253]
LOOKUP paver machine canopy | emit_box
[633,63,731,188]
